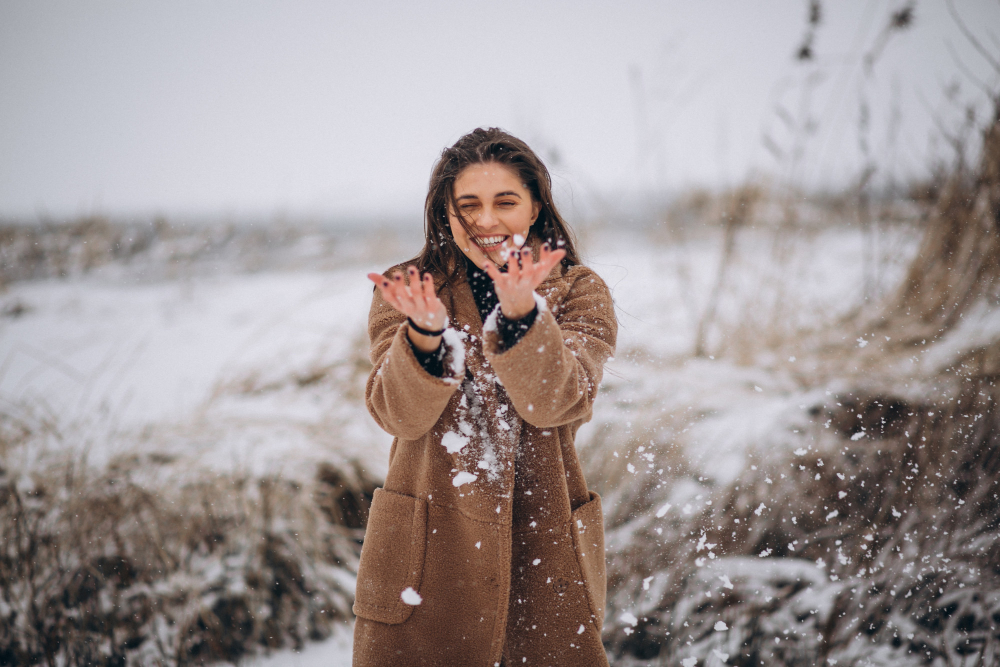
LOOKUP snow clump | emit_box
[441,327,467,380]
[452,472,478,487]
[441,432,469,454]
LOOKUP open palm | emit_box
[367,266,447,352]
[484,243,566,320]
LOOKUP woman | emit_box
[355,128,616,666]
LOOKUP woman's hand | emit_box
[367,266,447,353]
[484,243,566,320]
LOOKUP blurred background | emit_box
[2,1,1000,666]
[2,0,997,220]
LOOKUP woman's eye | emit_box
[498,201,516,208]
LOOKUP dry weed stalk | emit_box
[694,185,763,359]
[875,108,1000,349]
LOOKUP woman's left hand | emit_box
[484,243,566,320]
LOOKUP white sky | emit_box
[1,0,998,220]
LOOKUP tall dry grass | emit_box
[595,101,1000,667]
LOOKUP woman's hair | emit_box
[413,127,581,281]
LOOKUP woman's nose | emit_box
[475,208,500,231]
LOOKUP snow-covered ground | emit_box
[243,622,355,667]
[1,267,389,477]
[0,219,924,664]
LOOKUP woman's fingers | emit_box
[367,272,390,290]
[369,268,448,328]
[371,270,415,316]
[368,272,400,307]
[419,272,434,309]
[507,246,564,290]
[507,247,522,280]
[541,248,566,275]
[520,246,532,269]
[392,271,415,312]
[375,245,562,321]
[529,245,564,282]
[483,260,502,283]
[417,272,447,329]
[405,267,421,301]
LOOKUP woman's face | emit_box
[448,162,540,269]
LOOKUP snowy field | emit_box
[1,220,919,488]
[7,214,979,666]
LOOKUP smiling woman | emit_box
[450,163,540,268]
[357,128,616,666]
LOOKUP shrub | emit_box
[0,422,378,666]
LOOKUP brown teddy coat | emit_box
[353,258,616,667]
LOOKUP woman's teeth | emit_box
[478,235,507,249]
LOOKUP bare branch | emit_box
[987,30,1000,54]
[946,0,1000,75]
[916,88,967,161]
[945,39,997,99]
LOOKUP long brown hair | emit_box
[413,127,581,282]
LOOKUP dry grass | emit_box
[624,181,925,368]
[0,215,419,287]
[600,377,1000,666]
[0,406,378,666]
[595,109,1000,666]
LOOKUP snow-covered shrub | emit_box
[601,378,999,666]
[0,412,376,666]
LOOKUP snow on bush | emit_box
[598,380,999,666]
[0,407,377,665]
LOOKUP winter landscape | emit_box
[3,1,1000,666]
[3,152,999,665]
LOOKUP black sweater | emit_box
[412,261,538,377]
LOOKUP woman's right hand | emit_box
[367,266,447,353]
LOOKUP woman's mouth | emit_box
[476,235,508,250]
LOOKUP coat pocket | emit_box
[571,491,607,626]
[353,488,428,625]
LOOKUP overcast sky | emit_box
[1,0,998,220]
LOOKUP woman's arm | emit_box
[364,270,463,440]
[483,265,616,428]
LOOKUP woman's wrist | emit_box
[499,294,536,320]
[407,327,442,353]
[407,317,445,337]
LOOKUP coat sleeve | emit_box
[482,266,617,428]
[365,286,464,440]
